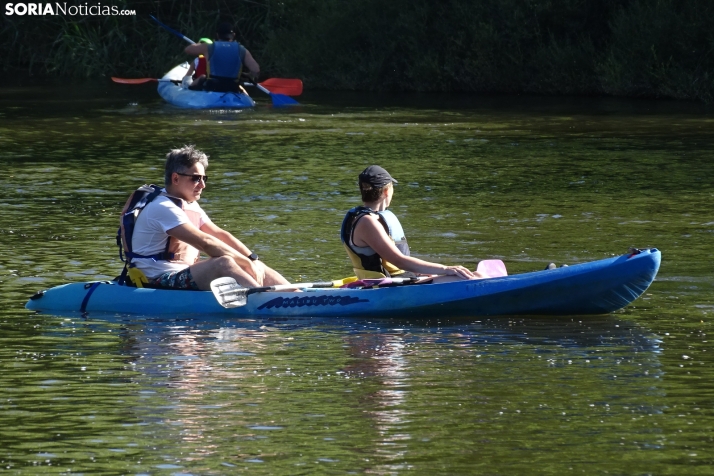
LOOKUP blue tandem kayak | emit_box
[157,63,255,109]
[26,249,661,318]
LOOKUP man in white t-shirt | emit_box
[131,145,291,290]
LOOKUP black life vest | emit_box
[340,206,410,278]
[115,184,182,285]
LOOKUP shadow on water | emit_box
[5,76,714,119]
[36,310,661,355]
[0,78,156,117]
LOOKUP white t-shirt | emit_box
[131,194,212,279]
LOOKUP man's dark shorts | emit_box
[150,268,200,290]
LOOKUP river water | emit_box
[1,80,713,474]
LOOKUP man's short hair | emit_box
[217,22,235,41]
[164,145,209,186]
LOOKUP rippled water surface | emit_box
[1,80,713,474]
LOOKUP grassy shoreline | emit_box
[3,0,713,102]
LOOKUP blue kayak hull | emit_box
[157,63,255,109]
[26,249,661,318]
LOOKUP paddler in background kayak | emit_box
[182,37,212,90]
[341,165,487,283]
[128,145,291,290]
[184,21,260,93]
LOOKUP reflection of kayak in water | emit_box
[157,62,255,109]
[26,249,661,319]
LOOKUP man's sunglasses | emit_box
[177,172,208,183]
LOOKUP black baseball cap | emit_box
[217,22,234,39]
[358,165,398,188]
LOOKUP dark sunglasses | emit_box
[177,172,208,184]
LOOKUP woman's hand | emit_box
[443,265,477,280]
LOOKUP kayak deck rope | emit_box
[80,281,104,313]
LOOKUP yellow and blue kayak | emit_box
[26,249,661,318]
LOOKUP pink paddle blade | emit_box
[477,259,508,278]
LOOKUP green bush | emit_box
[599,0,714,101]
[2,0,714,101]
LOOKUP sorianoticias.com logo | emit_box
[5,3,136,16]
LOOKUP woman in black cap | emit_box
[340,165,485,282]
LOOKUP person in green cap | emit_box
[182,37,213,90]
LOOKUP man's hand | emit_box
[247,259,266,285]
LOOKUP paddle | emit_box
[341,276,426,288]
[150,15,194,44]
[112,77,177,85]
[343,260,508,288]
[342,259,508,288]
[339,261,506,288]
[112,76,303,96]
[211,276,358,309]
[241,79,300,106]
[149,15,300,106]
[253,78,303,96]
[211,260,508,308]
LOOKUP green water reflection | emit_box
[0,82,713,474]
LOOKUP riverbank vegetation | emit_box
[3,0,714,101]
